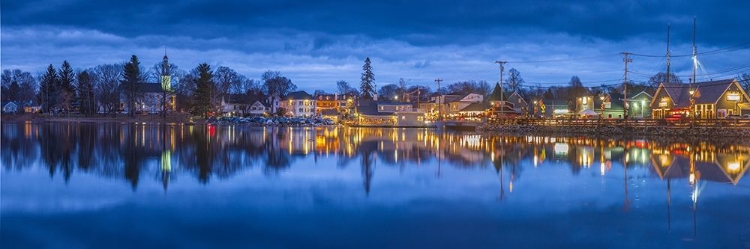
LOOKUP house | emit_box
[506,91,528,116]
[354,99,428,127]
[446,93,484,116]
[487,83,518,117]
[627,91,653,118]
[594,93,625,119]
[119,83,175,114]
[457,102,490,119]
[649,79,750,119]
[540,98,570,118]
[246,92,270,116]
[279,91,316,117]
[3,102,18,113]
[316,93,356,115]
[220,94,249,117]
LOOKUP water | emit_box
[2,122,749,248]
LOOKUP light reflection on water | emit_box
[2,122,750,248]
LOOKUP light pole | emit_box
[599,95,605,119]
[533,100,538,118]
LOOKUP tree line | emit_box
[3,55,750,117]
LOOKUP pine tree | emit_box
[58,61,76,113]
[121,55,142,117]
[360,57,375,99]
[77,70,96,115]
[39,65,58,113]
[191,63,213,119]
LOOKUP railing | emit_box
[486,118,750,128]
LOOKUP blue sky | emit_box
[2,0,749,93]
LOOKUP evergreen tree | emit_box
[58,61,76,113]
[360,57,375,99]
[77,70,96,115]
[121,55,143,117]
[39,65,58,113]
[191,63,214,119]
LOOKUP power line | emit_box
[507,54,619,63]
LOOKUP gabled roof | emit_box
[629,91,653,100]
[356,101,393,116]
[506,91,527,106]
[656,79,738,108]
[284,91,314,100]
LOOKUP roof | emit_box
[117,83,165,93]
[488,83,505,101]
[284,91,314,100]
[506,91,527,106]
[659,79,736,107]
[376,100,411,105]
[356,101,394,116]
[460,102,489,112]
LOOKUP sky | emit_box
[2,0,750,93]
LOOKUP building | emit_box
[280,91,316,117]
[627,91,653,118]
[2,102,18,113]
[650,79,750,119]
[446,93,484,116]
[119,83,175,114]
[354,99,428,127]
[220,94,249,117]
[247,92,270,116]
[506,91,528,116]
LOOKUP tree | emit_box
[377,84,400,100]
[261,71,296,97]
[648,72,682,87]
[92,64,123,115]
[568,76,587,110]
[58,61,76,113]
[1,69,34,103]
[77,70,96,115]
[360,57,376,99]
[337,80,359,95]
[121,55,143,117]
[39,65,58,113]
[191,63,214,119]
[505,68,525,93]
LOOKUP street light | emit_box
[533,100,538,118]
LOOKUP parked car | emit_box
[744,114,750,119]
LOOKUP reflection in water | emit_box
[2,122,750,246]
[3,123,749,192]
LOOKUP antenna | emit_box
[692,16,697,86]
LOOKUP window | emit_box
[299,108,303,112]
[401,116,405,120]
[298,101,303,105]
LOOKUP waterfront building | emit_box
[280,91,316,117]
[650,79,750,119]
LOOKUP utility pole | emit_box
[495,61,507,122]
[435,78,443,121]
[666,24,671,85]
[621,52,632,120]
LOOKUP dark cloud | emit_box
[3,0,748,46]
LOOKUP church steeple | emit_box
[161,48,171,90]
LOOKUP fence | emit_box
[486,118,750,128]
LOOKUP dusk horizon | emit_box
[3,0,750,93]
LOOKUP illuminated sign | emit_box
[727,93,740,101]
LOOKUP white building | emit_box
[280,91,316,117]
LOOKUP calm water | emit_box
[2,122,749,248]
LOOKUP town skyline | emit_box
[3,0,750,93]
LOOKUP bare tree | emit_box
[92,64,123,115]
[505,68,525,93]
